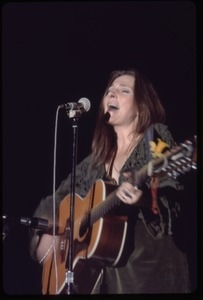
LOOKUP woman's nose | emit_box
[109,91,116,98]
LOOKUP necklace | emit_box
[107,133,143,177]
[113,134,143,173]
[113,164,120,173]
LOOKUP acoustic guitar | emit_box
[41,137,197,294]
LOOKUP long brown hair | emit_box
[91,69,166,167]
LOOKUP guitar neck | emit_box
[80,138,197,234]
[91,190,119,223]
[80,187,119,233]
[131,141,196,187]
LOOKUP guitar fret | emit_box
[89,191,119,225]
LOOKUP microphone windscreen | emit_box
[78,97,91,112]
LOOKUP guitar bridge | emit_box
[60,224,70,260]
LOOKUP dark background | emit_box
[2,1,198,295]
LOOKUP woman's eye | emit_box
[122,89,130,94]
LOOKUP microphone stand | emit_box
[64,108,82,295]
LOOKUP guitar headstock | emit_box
[123,136,197,187]
[156,137,197,180]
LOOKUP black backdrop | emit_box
[2,1,198,295]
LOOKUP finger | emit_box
[123,188,132,199]
[118,186,143,204]
[116,188,128,202]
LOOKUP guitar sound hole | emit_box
[79,213,91,237]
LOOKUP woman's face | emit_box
[103,74,138,127]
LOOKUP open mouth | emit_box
[108,104,119,111]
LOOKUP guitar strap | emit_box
[144,125,160,214]
[144,124,154,160]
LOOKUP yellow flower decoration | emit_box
[149,138,169,158]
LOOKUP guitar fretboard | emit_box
[79,189,120,236]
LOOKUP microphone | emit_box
[59,97,91,112]
[2,216,48,240]
[20,217,48,229]
[103,111,111,123]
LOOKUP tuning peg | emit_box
[192,162,197,170]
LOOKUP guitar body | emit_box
[42,179,128,294]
